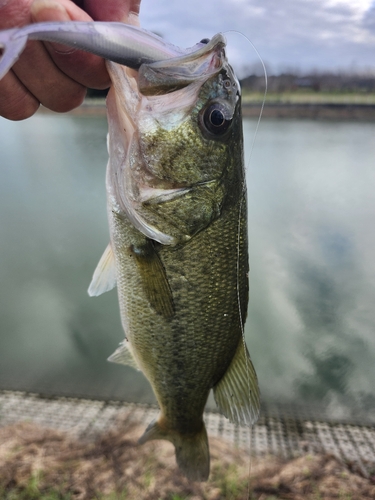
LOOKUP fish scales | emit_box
[110,179,248,426]
[100,34,260,482]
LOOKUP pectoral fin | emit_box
[131,240,174,318]
[88,244,117,296]
[213,339,260,426]
[108,340,140,370]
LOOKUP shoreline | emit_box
[242,102,375,120]
[38,99,375,120]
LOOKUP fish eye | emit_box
[201,102,232,136]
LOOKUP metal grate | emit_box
[1,390,374,476]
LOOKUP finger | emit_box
[31,0,110,89]
[0,1,39,119]
[0,70,39,120]
[12,39,87,112]
[0,0,33,29]
[0,0,87,117]
[83,0,141,23]
[10,2,87,112]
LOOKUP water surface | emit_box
[0,112,374,422]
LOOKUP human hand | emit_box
[0,0,141,120]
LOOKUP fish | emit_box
[89,34,261,481]
[0,21,260,482]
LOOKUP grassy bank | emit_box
[240,91,375,119]
[0,421,374,499]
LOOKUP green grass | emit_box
[0,472,73,500]
[0,477,129,500]
[210,462,249,499]
[98,492,128,500]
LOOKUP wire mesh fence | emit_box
[1,390,374,477]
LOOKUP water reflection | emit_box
[243,119,375,422]
[0,113,374,422]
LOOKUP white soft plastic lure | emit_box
[0,21,208,78]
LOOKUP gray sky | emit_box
[139,0,375,76]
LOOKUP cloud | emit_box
[362,3,375,33]
[140,0,375,74]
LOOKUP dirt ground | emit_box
[0,420,374,499]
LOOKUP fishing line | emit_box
[223,30,268,167]
[224,29,267,496]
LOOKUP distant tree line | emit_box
[241,73,375,93]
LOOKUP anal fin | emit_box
[213,338,260,426]
[107,340,140,370]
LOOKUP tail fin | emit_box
[139,418,210,482]
[0,29,28,80]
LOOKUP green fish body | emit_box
[89,34,260,481]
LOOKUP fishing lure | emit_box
[0,21,207,78]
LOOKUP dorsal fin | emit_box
[88,244,117,297]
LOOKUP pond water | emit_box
[0,112,374,423]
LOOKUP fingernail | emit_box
[127,11,140,27]
[31,0,70,20]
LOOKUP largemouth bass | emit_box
[0,20,260,482]
[89,35,260,481]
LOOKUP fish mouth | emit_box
[137,33,227,96]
